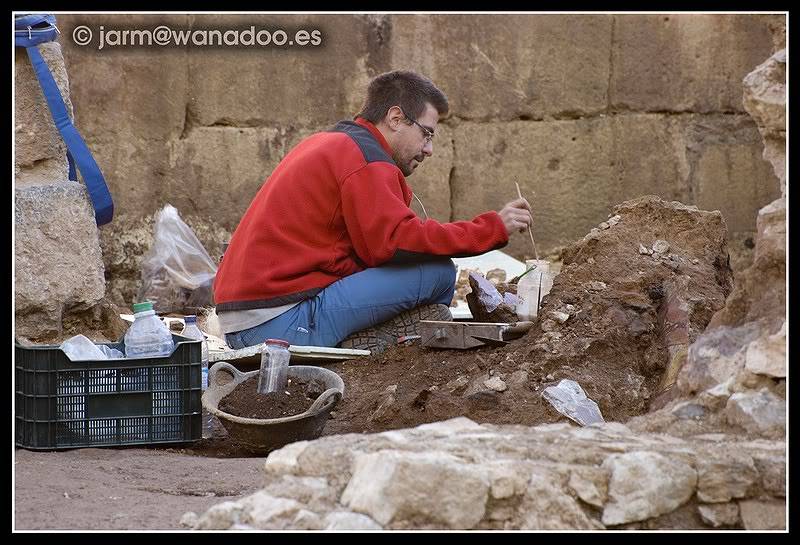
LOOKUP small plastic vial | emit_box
[258,339,291,394]
[516,260,555,321]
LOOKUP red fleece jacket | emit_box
[214,118,508,311]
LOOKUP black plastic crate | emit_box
[15,334,203,450]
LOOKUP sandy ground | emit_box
[14,445,265,531]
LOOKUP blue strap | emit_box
[24,45,113,226]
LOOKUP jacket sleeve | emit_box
[340,162,509,267]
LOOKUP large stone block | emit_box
[168,126,296,230]
[15,182,106,339]
[610,14,775,113]
[450,116,689,259]
[58,14,190,142]
[391,14,612,120]
[688,115,780,235]
[14,42,71,178]
[185,14,375,128]
[405,123,453,222]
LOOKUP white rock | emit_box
[238,491,303,528]
[744,322,786,378]
[601,451,697,526]
[725,389,785,436]
[639,244,650,255]
[414,417,483,435]
[484,377,508,392]
[292,509,324,530]
[738,499,786,530]
[324,511,382,530]
[607,214,621,226]
[652,240,670,254]
[551,311,570,323]
[586,281,607,291]
[264,441,310,475]
[196,501,245,530]
[340,450,489,529]
[179,511,199,529]
[698,503,740,528]
[599,221,610,230]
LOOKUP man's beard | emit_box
[398,153,425,176]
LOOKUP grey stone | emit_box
[738,499,786,530]
[696,453,758,503]
[698,503,740,528]
[725,389,785,437]
[520,468,604,530]
[15,42,71,173]
[15,182,105,339]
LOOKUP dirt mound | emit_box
[323,196,734,436]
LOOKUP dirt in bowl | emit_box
[218,375,327,419]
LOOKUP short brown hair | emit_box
[356,70,449,123]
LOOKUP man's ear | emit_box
[386,105,405,132]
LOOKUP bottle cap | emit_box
[265,338,290,348]
[132,301,154,313]
[184,315,197,323]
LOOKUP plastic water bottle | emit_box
[258,339,291,394]
[124,301,175,358]
[180,315,212,438]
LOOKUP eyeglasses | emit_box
[399,107,434,144]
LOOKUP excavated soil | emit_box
[219,376,326,419]
[185,196,734,456]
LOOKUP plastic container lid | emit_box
[265,338,290,348]
[132,301,154,313]
[184,315,197,323]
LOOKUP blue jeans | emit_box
[225,258,456,349]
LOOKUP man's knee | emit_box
[423,258,457,294]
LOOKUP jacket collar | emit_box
[355,117,395,158]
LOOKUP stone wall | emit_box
[55,13,784,306]
[14,42,108,340]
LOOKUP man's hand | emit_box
[498,197,533,236]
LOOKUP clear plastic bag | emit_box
[59,334,124,361]
[137,204,217,313]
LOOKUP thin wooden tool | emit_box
[515,182,539,260]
